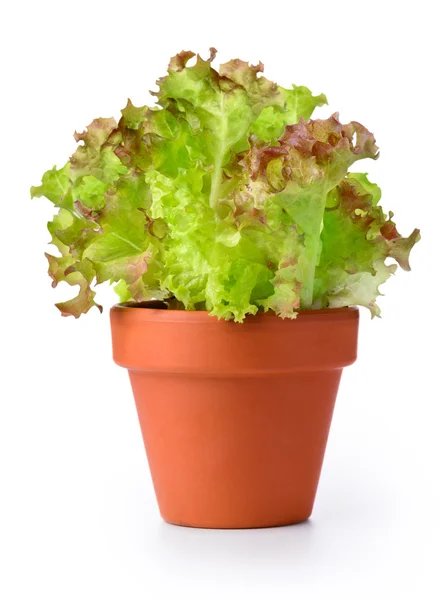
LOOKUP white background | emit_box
[1,1,445,598]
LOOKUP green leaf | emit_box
[324,259,397,317]
[280,85,328,122]
[31,163,70,204]
[252,85,327,141]
[235,113,380,309]
[156,51,284,209]
[120,99,149,129]
[73,175,108,210]
[314,173,420,315]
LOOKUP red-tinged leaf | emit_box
[386,228,421,271]
[120,99,149,130]
[45,254,102,317]
[168,50,196,72]
[74,117,117,146]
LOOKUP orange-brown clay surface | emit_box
[110,305,359,529]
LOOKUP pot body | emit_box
[110,305,359,529]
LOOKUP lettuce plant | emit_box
[31,49,419,321]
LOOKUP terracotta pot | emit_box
[110,303,359,529]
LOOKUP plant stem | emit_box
[209,93,228,210]
[299,195,327,309]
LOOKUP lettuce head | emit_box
[31,49,419,321]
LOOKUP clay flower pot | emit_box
[110,302,359,529]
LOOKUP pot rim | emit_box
[111,301,358,324]
[110,302,359,373]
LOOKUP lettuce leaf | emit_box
[315,173,420,315]
[31,49,419,320]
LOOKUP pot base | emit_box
[161,516,312,530]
